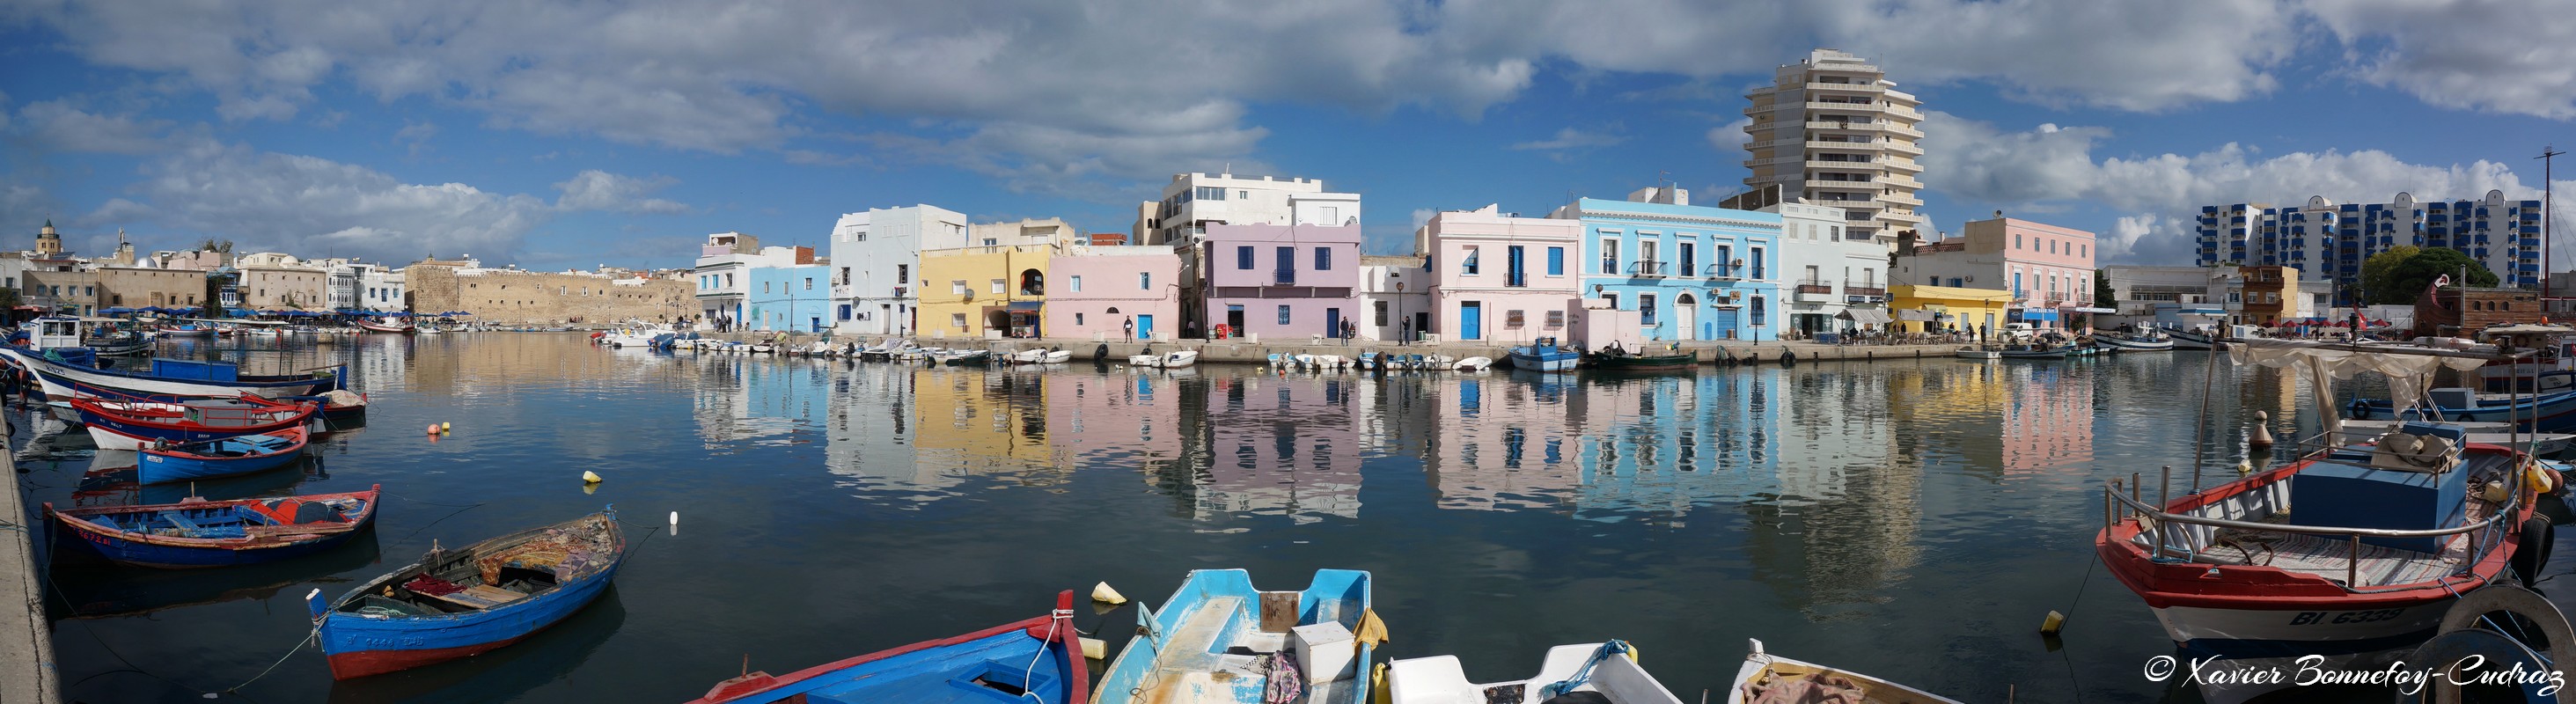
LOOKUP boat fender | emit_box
[2524,464,2556,498]
[2040,610,2066,634]
[1779,350,1796,366]
[2514,517,2553,587]
[1093,343,1109,362]
[2348,399,2369,420]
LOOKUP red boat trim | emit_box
[143,426,309,462]
[686,590,1089,704]
[328,634,525,680]
[46,485,381,552]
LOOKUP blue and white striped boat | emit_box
[0,347,343,400]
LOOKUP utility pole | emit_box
[2543,146,2564,305]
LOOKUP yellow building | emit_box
[1888,284,2015,334]
[918,244,1060,340]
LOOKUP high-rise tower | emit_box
[1742,49,1925,246]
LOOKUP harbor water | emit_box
[16,334,2565,701]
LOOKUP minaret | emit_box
[35,219,62,257]
[112,229,136,266]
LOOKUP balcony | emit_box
[1273,270,1296,286]
[1794,280,1833,295]
[1844,282,1885,297]
[1626,260,1670,278]
[1704,264,1737,279]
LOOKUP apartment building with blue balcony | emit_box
[1548,187,1780,341]
[2193,190,2542,304]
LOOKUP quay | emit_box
[1,429,61,704]
[691,331,1972,365]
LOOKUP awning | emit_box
[1836,308,1892,325]
[1895,310,1936,322]
[1006,301,1044,312]
[2071,306,2116,314]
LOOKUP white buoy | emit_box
[582,470,603,484]
[1091,582,1127,605]
[669,511,679,526]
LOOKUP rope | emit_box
[1016,609,1072,702]
[1537,640,1630,699]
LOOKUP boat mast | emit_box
[2543,146,2563,307]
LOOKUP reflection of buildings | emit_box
[693,356,826,444]
[823,363,920,493]
[1421,373,1586,511]
[912,369,1068,486]
[2000,363,2095,474]
[1747,366,1925,620]
[1192,375,1363,523]
[1050,372,1184,470]
[1573,374,1784,516]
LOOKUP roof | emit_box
[1891,284,2015,301]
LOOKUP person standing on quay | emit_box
[1399,318,1411,346]
[1123,316,1134,342]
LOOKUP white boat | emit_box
[1008,348,1068,364]
[1422,354,1456,370]
[1159,350,1199,368]
[1725,639,1960,704]
[1038,348,1071,363]
[1391,641,1683,704]
[2095,331,2176,351]
[1953,347,2000,361]
[1127,353,1162,368]
[601,326,675,348]
[1454,356,1493,371]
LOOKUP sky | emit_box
[2,0,2573,274]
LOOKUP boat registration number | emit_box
[2287,608,2404,626]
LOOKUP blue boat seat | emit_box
[162,512,207,534]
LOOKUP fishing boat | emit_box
[1009,348,1071,364]
[1094,568,1373,704]
[2333,426,2572,458]
[353,319,415,334]
[47,486,378,568]
[158,322,218,338]
[309,510,626,679]
[689,591,1087,704]
[944,349,994,367]
[2095,331,2176,351]
[278,389,370,425]
[1723,639,1961,704]
[2351,387,2576,432]
[2098,339,2550,693]
[2169,328,2221,350]
[0,348,345,400]
[1129,352,1163,368]
[73,393,319,451]
[138,427,309,484]
[83,329,153,356]
[1996,344,2070,359]
[1390,641,1684,704]
[1507,337,1581,372]
[1587,343,1696,372]
[1953,347,2000,361]
[1356,352,1381,371]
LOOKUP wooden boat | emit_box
[1724,639,1960,704]
[0,348,345,400]
[1391,641,1685,704]
[690,591,1088,704]
[1095,568,1373,704]
[74,393,319,451]
[158,323,218,338]
[2333,427,2572,458]
[1996,344,2070,359]
[310,510,626,679]
[353,319,415,334]
[2095,332,2176,351]
[138,427,309,484]
[1588,344,1696,372]
[2100,341,2550,691]
[46,485,379,569]
[944,349,994,366]
[1953,347,2000,361]
[1507,337,1581,372]
[2353,387,2576,432]
[2169,328,2222,350]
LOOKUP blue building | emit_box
[745,264,833,332]
[1552,187,1780,341]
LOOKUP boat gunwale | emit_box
[683,590,1088,704]
[326,512,626,625]
[47,484,381,550]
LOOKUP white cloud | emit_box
[552,170,693,215]
[1512,127,1626,151]
[2307,0,2576,120]
[1923,111,2572,266]
[14,101,172,154]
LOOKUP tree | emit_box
[2370,247,2498,304]
[2094,268,2116,308]
[0,287,20,311]
[2359,246,2420,301]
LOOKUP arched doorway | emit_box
[1673,292,1698,341]
[1019,269,1045,296]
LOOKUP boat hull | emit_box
[138,429,308,484]
[2353,391,2576,431]
[48,487,378,569]
[0,348,341,400]
[1593,354,1697,371]
[689,593,1087,704]
[2147,601,2455,660]
[2098,337,2176,351]
[1507,350,1579,371]
[317,515,623,679]
[76,400,318,452]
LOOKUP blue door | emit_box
[1137,314,1154,339]
[1461,302,1482,340]
[1325,307,1341,338]
[1712,307,1741,340]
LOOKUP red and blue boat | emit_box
[72,392,318,451]
[138,426,309,484]
[687,591,1088,704]
[309,510,626,679]
[45,485,378,568]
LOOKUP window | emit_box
[1750,297,1767,326]
[1277,304,1292,325]
[951,280,968,295]
[2015,233,2023,249]
[990,279,1004,294]
[1075,312,1085,326]
[1195,186,1226,201]
[804,278,813,290]
[1320,206,1339,224]
[1374,300,1389,326]
[1640,293,1658,326]
[1140,272,1152,290]
[1547,247,1565,276]
[983,238,998,246]
[1678,242,1695,276]
[1545,311,1566,328]
[1600,239,1619,275]
[1506,310,1525,328]
[952,312,968,328]
[763,282,771,293]
[1715,244,1733,276]
[1069,275,1083,292]
[1638,240,1658,274]
[1315,246,1332,271]
[1237,246,1255,269]
[1750,247,1765,279]
[1275,246,1293,275]
[897,265,908,284]
[1463,246,1481,275]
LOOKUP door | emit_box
[1226,304,1245,334]
[1713,307,1741,340]
[1413,312,1430,341]
[1461,302,1483,340]
[1325,308,1341,338]
[1673,295,1697,341]
[1137,315,1154,340]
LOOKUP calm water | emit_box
[14,334,2556,702]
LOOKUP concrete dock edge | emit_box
[1,430,61,704]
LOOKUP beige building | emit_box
[24,268,101,314]
[408,260,694,324]
[239,267,329,311]
[98,267,209,309]
[1742,48,1925,245]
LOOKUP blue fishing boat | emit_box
[1095,568,1375,704]
[310,510,625,679]
[139,427,309,485]
[0,347,344,400]
[2352,387,2576,432]
[73,392,318,451]
[46,485,378,568]
[1507,337,1580,372]
[689,591,1087,704]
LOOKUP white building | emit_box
[694,232,807,326]
[2194,190,2545,302]
[1134,172,1361,246]
[361,266,406,312]
[1755,197,1885,336]
[1357,255,1428,342]
[1741,48,1926,246]
[831,204,969,335]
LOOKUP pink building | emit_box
[1893,216,2097,329]
[1197,224,1362,341]
[1420,205,1583,345]
[1046,246,1182,341]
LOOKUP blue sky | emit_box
[2,0,2572,273]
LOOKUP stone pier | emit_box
[1,428,61,704]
